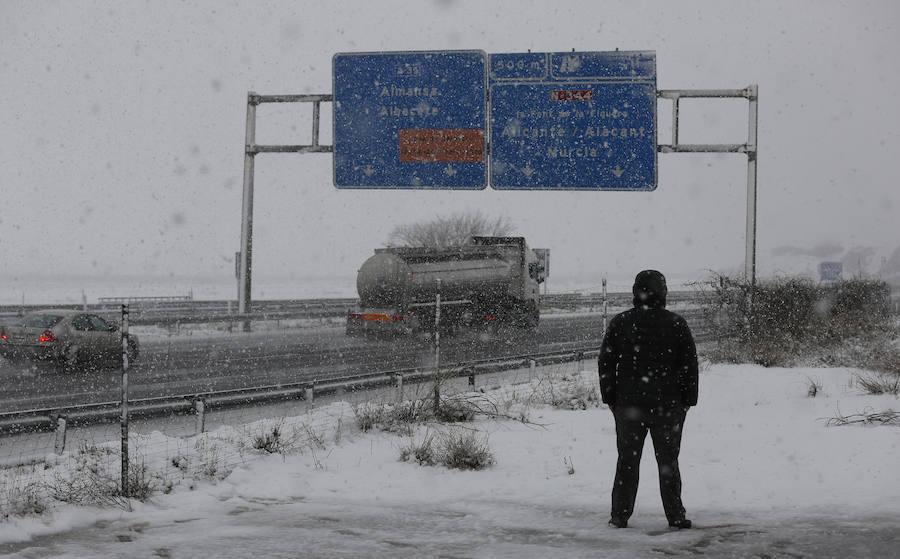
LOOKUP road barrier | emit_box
[0,346,604,439]
[0,293,707,327]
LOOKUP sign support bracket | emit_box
[657,85,759,285]
[238,92,333,317]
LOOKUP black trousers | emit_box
[611,405,687,522]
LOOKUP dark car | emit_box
[0,309,139,370]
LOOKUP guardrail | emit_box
[0,346,601,436]
[0,293,703,327]
[3,289,895,328]
[0,298,360,327]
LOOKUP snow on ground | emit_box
[0,363,898,558]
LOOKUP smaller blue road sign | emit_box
[489,51,657,190]
[819,261,843,282]
[333,51,487,189]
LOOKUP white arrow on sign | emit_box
[611,165,625,178]
[362,165,376,177]
[443,164,457,177]
[522,163,535,178]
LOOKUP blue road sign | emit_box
[333,51,487,189]
[489,51,657,190]
[819,261,843,282]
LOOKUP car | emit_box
[0,309,139,371]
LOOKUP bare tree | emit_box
[387,211,515,248]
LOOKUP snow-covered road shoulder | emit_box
[1,364,898,557]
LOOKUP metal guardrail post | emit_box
[54,415,67,455]
[394,374,404,402]
[194,398,206,434]
[468,371,476,391]
[305,385,314,410]
[530,359,537,381]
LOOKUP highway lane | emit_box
[0,311,704,413]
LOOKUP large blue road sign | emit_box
[489,51,657,190]
[333,51,487,189]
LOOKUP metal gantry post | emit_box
[657,85,759,285]
[236,93,333,321]
[238,93,258,321]
[745,84,759,286]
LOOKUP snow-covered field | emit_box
[1,363,898,558]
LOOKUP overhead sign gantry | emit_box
[237,49,758,316]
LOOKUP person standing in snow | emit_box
[598,270,699,530]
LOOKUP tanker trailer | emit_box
[347,236,547,335]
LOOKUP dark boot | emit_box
[668,518,692,529]
[608,517,628,529]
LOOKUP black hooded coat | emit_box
[598,271,699,408]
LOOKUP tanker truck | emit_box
[347,237,548,335]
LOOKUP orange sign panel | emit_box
[398,129,484,162]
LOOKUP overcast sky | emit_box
[2,0,898,296]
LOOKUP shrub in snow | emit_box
[855,373,900,396]
[354,398,469,433]
[353,404,381,432]
[398,429,495,471]
[125,461,161,501]
[860,337,900,376]
[437,430,495,471]
[826,409,899,427]
[696,274,894,367]
[192,438,228,481]
[242,419,324,457]
[252,425,283,454]
[399,434,437,466]
[546,373,601,410]
[1,478,46,518]
[806,376,823,397]
[48,444,161,509]
[435,395,480,423]
[492,371,600,419]
[354,400,430,433]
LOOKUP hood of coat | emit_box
[632,269,667,309]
